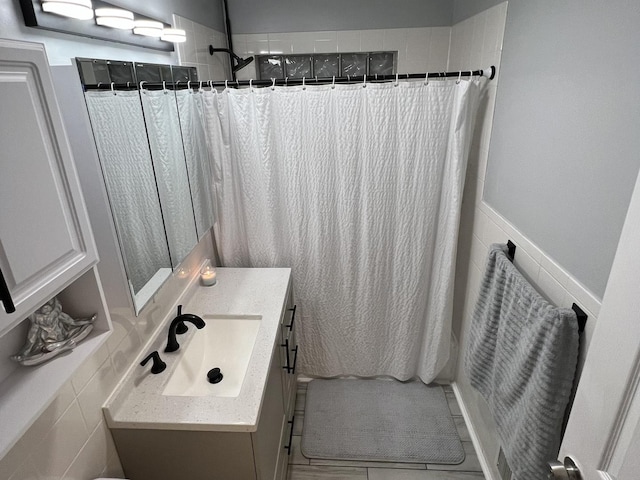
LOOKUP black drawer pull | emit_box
[291,346,299,375]
[284,415,295,455]
[286,304,296,331]
[0,267,15,314]
[281,338,291,373]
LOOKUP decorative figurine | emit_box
[11,297,96,366]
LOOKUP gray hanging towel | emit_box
[465,243,579,480]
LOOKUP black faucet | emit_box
[165,307,205,353]
[140,351,166,374]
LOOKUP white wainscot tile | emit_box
[232,34,247,57]
[360,29,384,51]
[8,458,40,480]
[291,32,316,54]
[469,12,487,65]
[63,422,111,480]
[194,24,215,65]
[464,263,483,319]
[179,18,197,64]
[399,60,428,75]
[102,452,125,478]
[77,357,118,432]
[106,313,135,353]
[427,27,451,71]
[405,28,429,64]
[268,33,294,55]
[109,327,142,376]
[471,208,488,241]
[314,31,337,53]
[337,30,361,52]
[383,28,408,55]
[245,33,270,55]
[513,247,540,287]
[453,19,473,68]
[482,216,506,247]
[235,64,257,81]
[0,379,77,478]
[539,253,571,288]
[564,276,602,317]
[72,343,109,393]
[470,234,488,270]
[483,2,508,54]
[33,402,89,478]
[481,49,503,73]
[537,267,569,307]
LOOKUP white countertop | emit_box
[103,267,291,432]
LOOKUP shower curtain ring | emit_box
[347,75,350,83]
[139,81,146,93]
[163,81,167,94]
[285,76,288,86]
[271,78,276,90]
[332,76,335,89]
[363,74,367,88]
[188,80,192,92]
[110,82,115,94]
[425,72,429,85]
[209,80,213,89]
[456,71,462,84]
[249,79,253,90]
[395,73,399,87]
[225,79,228,90]
[302,77,306,90]
[126,82,130,88]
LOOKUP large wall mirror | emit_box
[78,59,215,313]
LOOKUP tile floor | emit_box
[287,382,486,480]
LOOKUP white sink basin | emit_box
[162,314,262,398]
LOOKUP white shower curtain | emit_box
[175,89,216,238]
[84,90,171,293]
[207,78,485,382]
[140,89,198,267]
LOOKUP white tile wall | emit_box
[0,236,215,479]
[450,3,603,478]
[173,14,231,81]
[231,27,452,81]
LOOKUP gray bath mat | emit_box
[301,379,465,464]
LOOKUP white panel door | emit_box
[0,40,97,335]
[556,167,640,479]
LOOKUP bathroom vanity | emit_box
[104,268,297,480]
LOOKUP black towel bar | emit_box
[572,303,587,334]
[506,240,588,334]
[506,240,516,261]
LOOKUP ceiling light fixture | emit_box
[132,19,164,37]
[95,7,134,30]
[160,28,186,43]
[41,0,94,20]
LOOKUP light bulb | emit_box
[133,19,164,37]
[41,0,94,20]
[161,28,186,43]
[95,8,134,30]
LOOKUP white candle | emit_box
[200,265,217,286]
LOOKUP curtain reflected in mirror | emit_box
[140,89,199,263]
[84,90,172,309]
[175,89,215,238]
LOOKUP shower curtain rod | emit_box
[83,66,495,91]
